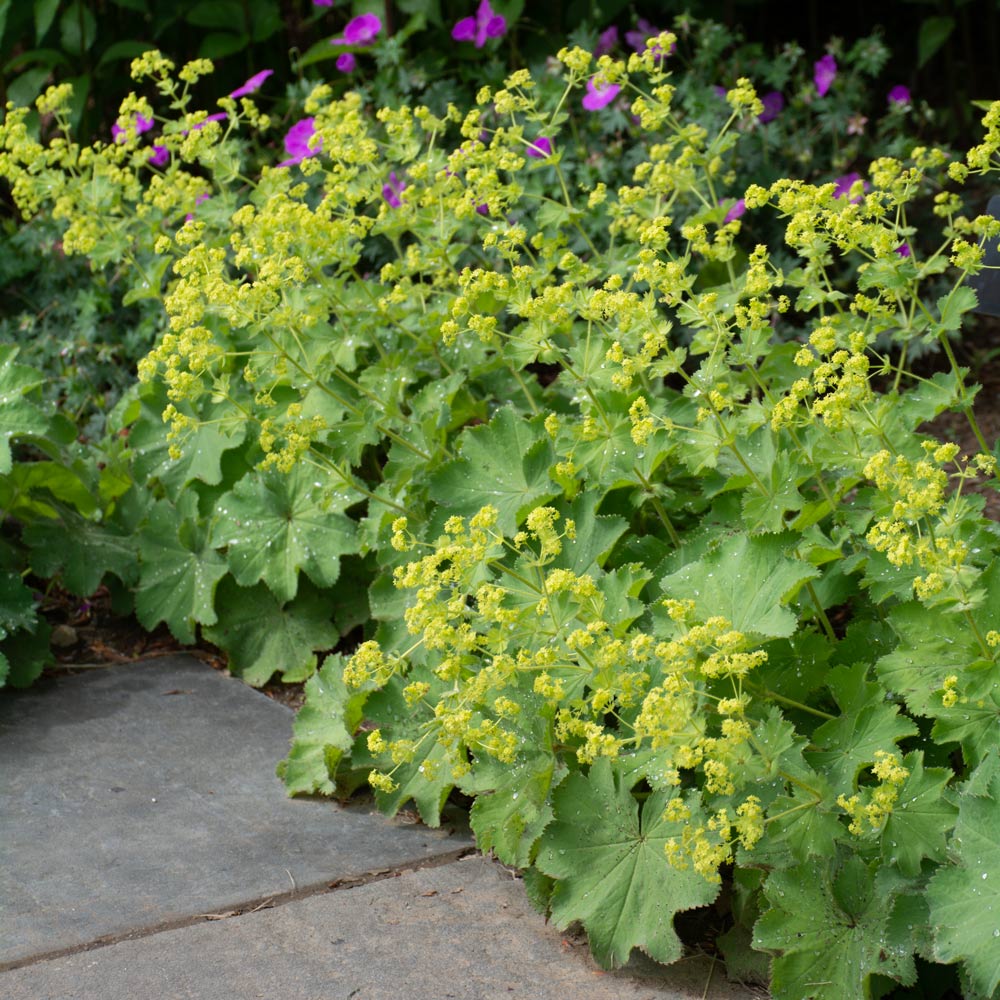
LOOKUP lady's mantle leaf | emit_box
[754,857,916,1000]
[660,532,819,639]
[203,577,338,686]
[927,754,1000,998]
[135,494,228,644]
[0,345,47,475]
[429,407,556,534]
[213,465,360,603]
[535,759,719,969]
[881,751,957,877]
[461,701,562,867]
[355,674,456,827]
[807,664,918,791]
[128,382,247,497]
[464,751,560,868]
[278,654,365,795]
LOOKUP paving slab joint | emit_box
[0,845,479,975]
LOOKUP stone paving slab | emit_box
[0,855,759,1000]
[0,657,470,966]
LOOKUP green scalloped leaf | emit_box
[128,381,247,496]
[0,571,40,640]
[212,465,360,603]
[877,600,985,717]
[881,751,958,877]
[927,755,1000,998]
[23,492,146,596]
[0,345,48,474]
[806,663,918,792]
[754,857,917,1000]
[0,618,51,688]
[135,494,228,644]
[660,531,819,640]
[203,577,339,686]
[354,672,456,827]
[535,758,719,969]
[278,654,366,795]
[461,699,561,867]
[429,406,556,534]
[549,490,627,575]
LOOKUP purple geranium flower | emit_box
[475,202,489,216]
[594,25,618,57]
[832,172,868,203]
[723,198,746,223]
[814,54,837,97]
[452,0,506,47]
[896,242,911,257]
[624,18,675,59]
[111,113,154,142]
[625,18,658,52]
[336,52,356,73]
[230,69,273,100]
[526,136,552,159]
[888,85,911,105]
[758,91,784,123]
[278,118,321,168]
[331,13,382,46]
[383,171,406,207]
[148,145,170,168]
[582,77,621,111]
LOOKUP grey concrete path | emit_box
[0,656,763,999]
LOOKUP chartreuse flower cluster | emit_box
[356,504,774,879]
[4,46,1000,1000]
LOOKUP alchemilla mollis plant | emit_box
[3,33,1000,998]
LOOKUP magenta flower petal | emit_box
[582,78,621,111]
[278,117,321,167]
[148,145,170,168]
[624,18,658,53]
[112,113,154,142]
[483,13,506,39]
[814,53,837,97]
[336,52,356,73]
[331,12,382,46]
[230,69,273,99]
[475,202,490,216]
[832,172,868,203]
[888,85,911,105]
[758,91,784,123]
[451,16,476,41]
[895,242,911,257]
[382,171,406,208]
[526,136,552,159]
[191,112,229,133]
[624,17,674,60]
[594,25,618,57]
[452,1,506,47]
[723,198,746,224]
